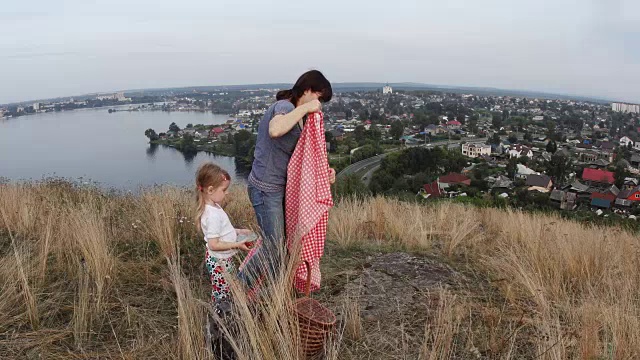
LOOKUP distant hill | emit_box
[5,82,613,107]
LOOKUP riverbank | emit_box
[150,137,236,157]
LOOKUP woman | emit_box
[239,70,335,286]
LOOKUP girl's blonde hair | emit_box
[195,162,230,233]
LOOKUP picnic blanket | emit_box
[285,111,334,292]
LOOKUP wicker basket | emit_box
[293,261,336,357]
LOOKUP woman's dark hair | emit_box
[276,70,332,105]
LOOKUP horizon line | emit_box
[1,81,627,107]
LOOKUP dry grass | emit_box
[1,183,639,359]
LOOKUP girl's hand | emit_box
[304,100,321,114]
[236,243,251,252]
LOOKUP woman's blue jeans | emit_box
[238,183,286,287]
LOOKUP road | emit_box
[337,137,486,182]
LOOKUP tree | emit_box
[365,127,382,143]
[333,174,370,200]
[614,163,630,189]
[389,121,405,140]
[546,140,558,154]
[545,154,571,185]
[354,125,366,145]
[487,133,501,145]
[506,157,518,178]
[144,128,159,141]
[180,134,197,154]
[186,123,193,129]
[352,144,378,163]
[507,134,518,144]
[169,122,180,133]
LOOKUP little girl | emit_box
[195,162,251,310]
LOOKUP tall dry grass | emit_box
[1,182,640,358]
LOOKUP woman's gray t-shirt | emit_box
[248,100,301,192]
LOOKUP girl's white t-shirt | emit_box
[201,204,238,259]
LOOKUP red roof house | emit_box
[582,168,614,185]
[209,127,225,137]
[591,192,616,203]
[421,181,444,199]
[618,186,640,202]
[438,173,471,187]
[446,120,462,128]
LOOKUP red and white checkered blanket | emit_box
[285,112,333,292]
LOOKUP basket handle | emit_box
[303,260,312,297]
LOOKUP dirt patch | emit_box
[331,252,475,359]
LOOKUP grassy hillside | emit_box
[0,181,638,359]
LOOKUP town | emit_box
[137,84,640,225]
[5,84,640,222]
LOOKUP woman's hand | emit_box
[304,100,322,114]
[328,168,336,184]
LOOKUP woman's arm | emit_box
[269,100,321,138]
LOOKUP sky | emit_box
[1,0,640,104]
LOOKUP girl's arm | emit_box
[207,237,245,251]
[269,100,321,138]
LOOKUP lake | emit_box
[0,108,246,190]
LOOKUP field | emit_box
[1,181,639,359]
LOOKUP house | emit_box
[525,174,553,192]
[446,120,462,129]
[550,190,577,210]
[516,163,539,179]
[419,181,445,199]
[566,180,591,195]
[599,142,615,151]
[591,192,616,204]
[591,197,612,209]
[532,115,545,122]
[424,124,438,136]
[582,168,614,186]
[438,173,471,188]
[486,175,514,191]
[631,154,640,169]
[209,127,225,138]
[329,129,344,141]
[508,145,534,159]
[194,130,208,138]
[461,143,492,158]
[623,177,639,190]
[620,136,634,147]
[617,186,640,202]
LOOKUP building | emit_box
[382,85,393,95]
[508,145,534,159]
[525,174,553,192]
[620,136,634,147]
[461,143,491,158]
[438,173,471,188]
[419,181,444,199]
[33,102,40,111]
[582,168,614,186]
[612,102,640,114]
[446,120,462,129]
[532,115,544,122]
[209,127,225,138]
[550,190,577,210]
[96,92,129,101]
